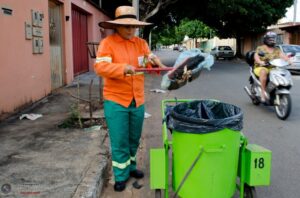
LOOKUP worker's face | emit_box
[116,25,138,40]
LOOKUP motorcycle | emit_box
[244,51,293,120]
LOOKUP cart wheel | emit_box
[244,184,257,198]
[155,189,161,198]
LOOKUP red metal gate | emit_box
[72,5,88,75]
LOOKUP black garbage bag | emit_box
[165,100,243,134]
[166,55,204,90]
[161,49,214,90]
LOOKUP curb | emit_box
[72,129,109,198]
[72,156,108,198]
[71,129,109,198]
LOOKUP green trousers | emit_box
[104,100,145,182]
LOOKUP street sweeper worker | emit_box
[94,5,166,192]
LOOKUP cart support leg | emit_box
[239,137,247,198]
[164,144,169,198]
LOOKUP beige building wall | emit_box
[182,36,236,53]
[183,38,194,49]
[0,0,110,116]
[211,37,236,52]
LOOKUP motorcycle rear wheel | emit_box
[275,94,291,120]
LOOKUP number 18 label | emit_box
[254,157,265,169]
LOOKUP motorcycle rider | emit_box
[254,31,291,103]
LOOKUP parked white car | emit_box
[211,46,235,60]
[276,44,300,72]
[178,46,187,52]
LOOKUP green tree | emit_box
[146,0,293,36]
[140,0,293,55]
[95,0,293,55]
[151,19,215,48]
[151,25,182,46]
[177,19,214,39]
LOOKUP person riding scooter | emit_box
[254,31,291,103]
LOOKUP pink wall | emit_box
[0,0,51,114]
[0,0,111,116]
[63,0,111,83]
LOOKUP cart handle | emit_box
[125,67,174,76]
[204,144,226,153]
[135,67,174,72]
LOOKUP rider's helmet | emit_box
[263,31,277,47]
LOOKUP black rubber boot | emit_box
[114,181,127,192]
[130,169,144,179]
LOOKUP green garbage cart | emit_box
[150,99,272,198]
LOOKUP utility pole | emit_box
[132,0,140,20]
[132,0,139,36]
[149,31,152,49]
[132,0,139,20]
[293,0,297,24]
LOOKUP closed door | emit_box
[290,31,300,45]
[49,0,64,90]
[72,5,88,75]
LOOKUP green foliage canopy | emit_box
[146,0,293,38]
[152,19,215,46]
[177,19,215,39]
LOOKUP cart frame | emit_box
[150,99,271,198]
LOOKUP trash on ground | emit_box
[150,89,166,93]
[144,112,152,119]
[19,113,43,120]
[80,109,104,119]
[84,125,102,132]
[132,180,143,189]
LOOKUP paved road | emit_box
[101,50,300,198]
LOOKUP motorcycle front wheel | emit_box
[275,94,292,120]
[250,84,260,105]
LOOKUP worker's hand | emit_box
[124,65,135,74]
[259,61,266,66]
[147,55,155,65]
[149,54,168,68]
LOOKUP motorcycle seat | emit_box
[246,51,255,68]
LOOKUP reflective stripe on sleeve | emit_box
[130,155,136,162]
[112,159,131,169]
[95,56,112,63]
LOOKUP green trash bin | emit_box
[166,100,243,198]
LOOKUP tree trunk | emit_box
[143,26,151,43]
[236,36,243,58]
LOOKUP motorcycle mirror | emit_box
[288,51,296,57]
[258,51,265,57]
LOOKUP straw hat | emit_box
[99,6,152,29]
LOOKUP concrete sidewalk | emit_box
[0,72,109,198]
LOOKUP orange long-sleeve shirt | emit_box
[94,33,152,107]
